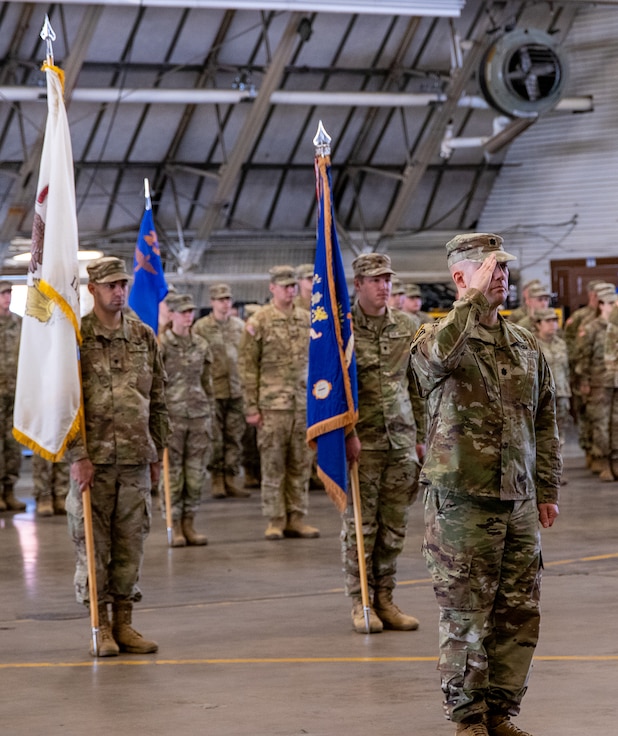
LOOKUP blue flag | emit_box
[306,155,358,512]
[128,205,168,334]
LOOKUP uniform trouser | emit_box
[33,455,69,500]
[423,487,542,723]
[342,447,419,598]
[555,397,571,448]
[208,397,245,476]
[586,386,612,459]
[66,464,151,606]
[257,409,311,519]
[165,414,210,520]
[0,392,21,486]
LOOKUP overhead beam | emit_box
[379,2,529,240]
[184,11,303,269]
[2,0,466,18]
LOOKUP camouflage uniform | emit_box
[159,325,213,520]
[343,300,422,600]
[33,455,69,513]
[239,299,312,521]
[575,315,612,463]
[193,310,245,479]
[411,256,561,722]
[66,311,169,606]
[535,311,571,448]
[0,306,22,500]
[603,323,618,475]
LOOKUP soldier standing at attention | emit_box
[160,293,213,546]
[194,283,249,499]
[239,265,319,541]
[411,234,561,736]
[403,283,434,324]
[388,277,406,310]
[294,263,314,311]
[343,253,424,634]
[0,280,26,513]
[66,257,170,658]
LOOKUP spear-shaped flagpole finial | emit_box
[144,177,152,210]
[313,120,332,158]
[40,15,56,66]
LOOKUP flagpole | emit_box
[40,16,99,653]
[313,121,371,634]
[144,176,173,545]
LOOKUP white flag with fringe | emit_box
[13,63,81,461]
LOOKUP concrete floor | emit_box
[1,440,617,736]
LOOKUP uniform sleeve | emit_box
[149,337,171,459]
[410,288,489,392]
[534,346,562,504]
[238,317,262,415]
[200,341,214,401]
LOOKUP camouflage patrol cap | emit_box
[167,293,196,312]
[243,303,261,318]
[0,280,13,293]
[533,308,559,322]
[352,253,395,278]
[87,256,129,284]
[593,281,616,294]
[445,233,516,267]
[295,263,314,281]
[521,278,542,292]
[391,278,405,295]
[209,282,232,300]
[596,284,618,304]
[405,283,422,298]
[528,284,552,299]
[269,265,297,286]
[586,279,604,292]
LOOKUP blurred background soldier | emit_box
[507,278,541,324]
[294,263,314,312]
[34,456,69,516]
[0,280,25,512]
[514,283,551,332]
[389,277,406,310]
[66,256,170,658]
[194,283,249,499]
[575,283,617,480]
[160,293,213,546]
[403,283,434,325]
[239,265,319,541]
[533,308,571,482]
[240,303,262,490]
[343,253,423,634]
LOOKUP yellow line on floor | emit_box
[2,654,618,670]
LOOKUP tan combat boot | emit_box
[374,589,419,631]
[3,485,26,511]
[598,460,616,482]
[90,604,119,658]
[456,719,489,736]
[243,469,260,489]
[351,598,383,634]
[224,473,251,498]
[0,495,7,511]
[590,457,605,474]
[181,514,208,546]
[53,496,67,515]
[284,512,320,538]
[112,601,158,654]
[211,473,227,498]
[170,519,186,547]
[265,516,286,540]
[36,496,54,517]
[486,715,533,736]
